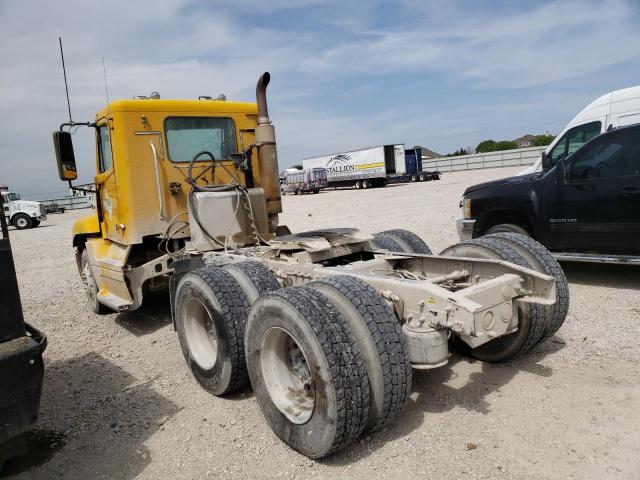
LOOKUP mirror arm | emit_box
[59,121,95,132]
[68,181,95,194]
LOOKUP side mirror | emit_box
[541,151,552,170]
[53,131,78,181]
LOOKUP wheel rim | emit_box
[260,327,314,425]
[16,217,27,228]
[184,297,218,370]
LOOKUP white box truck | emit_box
[519,85,640,175]
[303,144,409,189]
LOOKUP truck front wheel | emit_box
[12,213,32,230]
[80,249,109,314]
[485,223,530,236]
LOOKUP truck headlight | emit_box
[462,198,472,219]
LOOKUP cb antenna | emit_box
[102,57,110,106]
[58,37,73,124]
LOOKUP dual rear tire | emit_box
[174,262,412,458]
[440,233,569,362]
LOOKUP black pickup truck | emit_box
[457,124,640,263]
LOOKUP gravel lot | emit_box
[4,166,640,480]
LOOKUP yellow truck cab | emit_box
[58,80,281,313]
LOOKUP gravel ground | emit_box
[4,166,640,480]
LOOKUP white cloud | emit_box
[0,0,639,197]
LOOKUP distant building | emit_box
[513,134,537,148]
[412,145,441,159]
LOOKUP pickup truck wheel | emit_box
[12,213,32,230]
[80,249,109,314]
[485,223,530,236]
[245,287,369,458]
[487,233,569,344]
[440,238,546,362]
[374,229,432,254]
[174,266,250,395]
[309,275,412,433]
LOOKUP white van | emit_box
[519,85,640,175]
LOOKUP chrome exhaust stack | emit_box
[255,72,282,230]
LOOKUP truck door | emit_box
[95,123,121,241]
[549,127,640,253]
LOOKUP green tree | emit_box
[533,134,555,146]
[476,140,497,153]
[494,140,518,151]
[291,164,303,170]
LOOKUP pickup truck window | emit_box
[165,117,236,163]
[549,121,601,165]
[568,130,640,181]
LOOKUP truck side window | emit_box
[98,126,113,173]
[549,121,601,165]
[568,130,640,181]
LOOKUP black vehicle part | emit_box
[245,286,369,458]
[487,232,569,344]
[374,229,432,254]
[440,237,547,362]
[309,275,412,432]
[174,266,250,395]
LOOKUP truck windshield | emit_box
[3,193,18,201]
[165,117,236,162]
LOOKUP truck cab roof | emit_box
[95,99,258,118]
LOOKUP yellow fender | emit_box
[72,213,101,248]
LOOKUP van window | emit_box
[165,117,236,162]
[98,126,113,173]
[549,121,601,165]
[568,129,640,181]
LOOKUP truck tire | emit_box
[223,261,280,304]
[80,249,109,314]
[370,234,404,252]
[309,275,412,433]
[374,229,432,254]
[440,237,546,362]
[245,287,369,458]
[174,266,250,395]
[485,223,530,236]
[355,180,362,189]
[410,174,417,182]
[32,219,41,227]
[12,213,32,230]
[487,233,569,344]
[418,173,427,181]
[362,180,369,189]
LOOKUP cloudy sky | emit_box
[1,0,639,198]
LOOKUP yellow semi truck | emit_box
[52,73,567,458]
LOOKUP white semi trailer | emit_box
[303,144,409,189]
